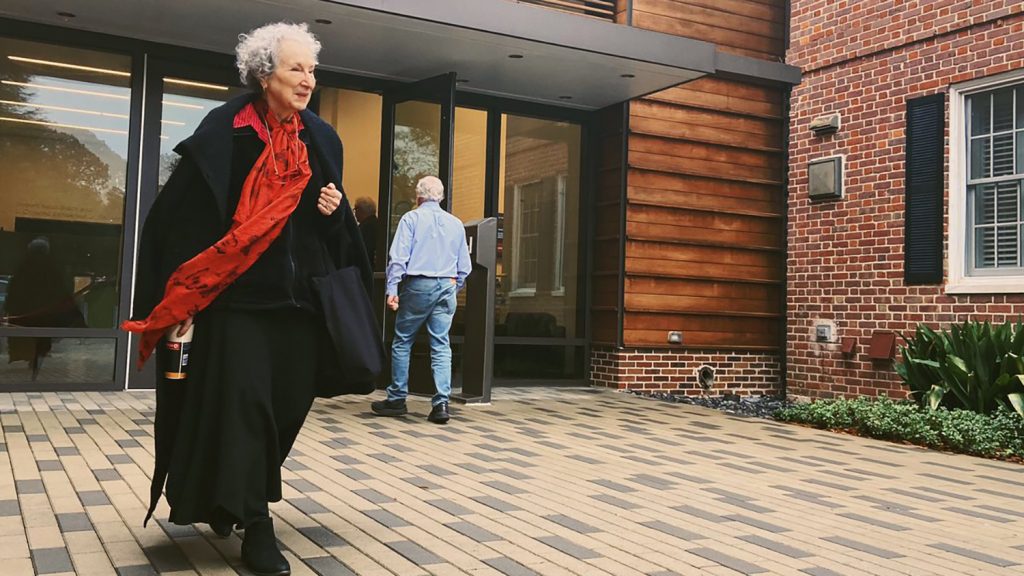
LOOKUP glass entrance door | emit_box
[378,73,456,394]
[381,73,455,243]
[126,61,245,389]
[374,77,587,387]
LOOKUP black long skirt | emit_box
[160,307,318,527]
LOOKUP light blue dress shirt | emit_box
[385,201,472,297]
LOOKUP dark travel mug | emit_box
[162,323,194,380]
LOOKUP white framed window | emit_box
[510,180,542,295]
[948,69,1024,293]
[551,174,567,295]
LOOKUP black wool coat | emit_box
[134,93,373,525]
[133,93,371,319]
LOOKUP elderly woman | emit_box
[123,22,370,576]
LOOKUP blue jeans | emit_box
[387,277,457,406]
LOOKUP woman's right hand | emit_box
[176,316,194,337]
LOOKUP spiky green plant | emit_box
[896,320,1024,417]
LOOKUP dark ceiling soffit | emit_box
[323,0,716,74]
[325,0,801,86]
[715,51,802,86]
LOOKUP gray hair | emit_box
[27,236,50,255]
[354,196,376,214]
[415,176,445,202]
[235,22,321,93]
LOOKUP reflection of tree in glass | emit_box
[73,130,125,205]
[0,124,113,200]
[393,125,439,183]
[0,72,42,120]
[159,153,182,188]
[0,69,123,222]
[391,125,439,221]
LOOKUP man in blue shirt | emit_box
[372,176,471,423]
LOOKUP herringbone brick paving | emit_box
[2,387,1023,575]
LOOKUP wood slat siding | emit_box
[632,0,785,60]
[624,72,786,349]
[626,247,783,284]
[572,1,788,351]
[629,136,782,184]
[651,78,785,118]
[629,171,782,216]
[514,0,617,21]
[615,1,629,25]
[625,328,776,348]
[626,205,781,250]
[631,100,782,151]
[626,313,778,334]
[592,104,626,345]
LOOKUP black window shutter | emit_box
[905,93,945,284]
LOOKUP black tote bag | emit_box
[312,265,384,397]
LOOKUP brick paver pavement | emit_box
[2,387,1023,575]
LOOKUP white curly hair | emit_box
[415,176,445,202]
[235,22,321,93]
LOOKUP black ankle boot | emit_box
[241,517,290,576]
[209,519,232,538]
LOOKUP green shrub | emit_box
[895,320,1024,416]
[775,397,1024,459]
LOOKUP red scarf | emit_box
[123,101,312,367]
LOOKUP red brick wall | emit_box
[789,1,1023,71]
[591,345,781,395]
[787,2,1024,399]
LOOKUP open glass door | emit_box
[377,72,456,394]
[379,72,456,245]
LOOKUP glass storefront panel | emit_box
[0,37,131,387]
[450,107,488,337]
[0,337,116,385]
[494,344,585,379]
[0,31,591,390]
[319,88,383,208]
[496,114,583,344]
[318,87,383,268]
[158,77,246,187]
[452,107,487,223]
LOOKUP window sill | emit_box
[946,277,1024,294]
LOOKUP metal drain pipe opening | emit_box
[697,365,716,391]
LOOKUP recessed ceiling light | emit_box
[315,18,332,25]
[8,56,129,77]
[558,95,573,100]
[165,78,230,91]
[508,54,524,59]
[620,73,635,78]
[56,11,76,19]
